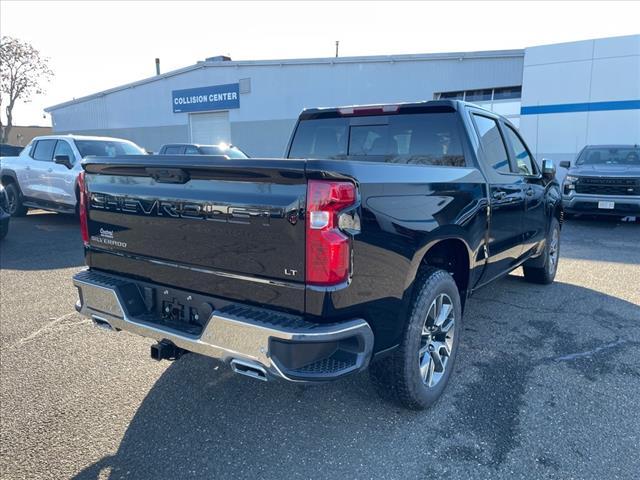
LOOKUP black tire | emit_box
[4,183,28,217]
[370,267,462,410]
[523,217,560,284]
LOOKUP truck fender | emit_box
[0,169,19,188]
[404,229,474,303]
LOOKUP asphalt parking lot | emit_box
[1,212,639,480]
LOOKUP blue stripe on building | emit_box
[521,100,640,115]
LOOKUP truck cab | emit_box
[0,135,145,216]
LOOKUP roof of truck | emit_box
[297,99,489,119]
[29,134,139,143]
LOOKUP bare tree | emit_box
[0,36,54,143]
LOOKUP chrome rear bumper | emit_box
[73,269,374,382]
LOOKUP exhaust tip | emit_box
[230,359,268,381]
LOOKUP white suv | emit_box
[0,135,145,216]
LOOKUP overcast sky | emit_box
[2,0,639,126]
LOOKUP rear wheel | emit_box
[4,183,29,217]
[370,267,462,410]
[523,217,560,284]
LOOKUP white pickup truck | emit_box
[0,135,145,216]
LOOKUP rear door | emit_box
[26,139,57,202]
[470,112,526,282]
[502,123,547,255]
[48,139,78,207]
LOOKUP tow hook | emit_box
[150,340,186,361]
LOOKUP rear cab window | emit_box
[288,111,466,167]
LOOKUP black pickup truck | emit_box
[73,100,562,409]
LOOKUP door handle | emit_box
[493,191,506,200]
[525,188,534,197]
[48,168,53,173]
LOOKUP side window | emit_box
[163,146,183,154]
[32,139,57,162]
[53,140,75,162]
[504,125,535,176]
[472,114,510,174]
[184,145,199,154]
[25,141,35,157]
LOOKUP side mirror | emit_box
[559,160,570,169]
[54,155,73,169]
[541,158,556,179]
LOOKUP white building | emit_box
[46,34,639,172]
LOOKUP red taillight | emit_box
[78,171,89,246]
[306,180,356,286]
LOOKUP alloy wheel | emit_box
[6,187,17,215]
[549,226,559,273]
[418,293,455,387]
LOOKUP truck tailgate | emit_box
[83,156,307,312]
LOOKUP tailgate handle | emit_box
[146,168,190,184]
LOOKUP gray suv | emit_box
[561,145,640,218]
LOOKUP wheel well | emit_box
[420,238,470,298]
[1,175,15,187]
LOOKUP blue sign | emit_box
[172,83,240,113]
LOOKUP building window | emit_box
[493,86,522,100]
[439,91,464,100]
[435,86,522,126]
[464,89,493,102]
[434,86,521,103]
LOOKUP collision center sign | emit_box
[172,83,240,113]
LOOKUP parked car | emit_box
[0,184,10,240]
[0,135,145,217]
[560,144,640,218]
[159,143,248,158]
[0,144,24,157]
[72,100,562,409]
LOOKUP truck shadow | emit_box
[0,211,84,270]
[73,277,640,479]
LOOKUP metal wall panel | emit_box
[520,35,640,180]
[49,52,525,155]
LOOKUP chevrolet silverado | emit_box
[72,100,562,409]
